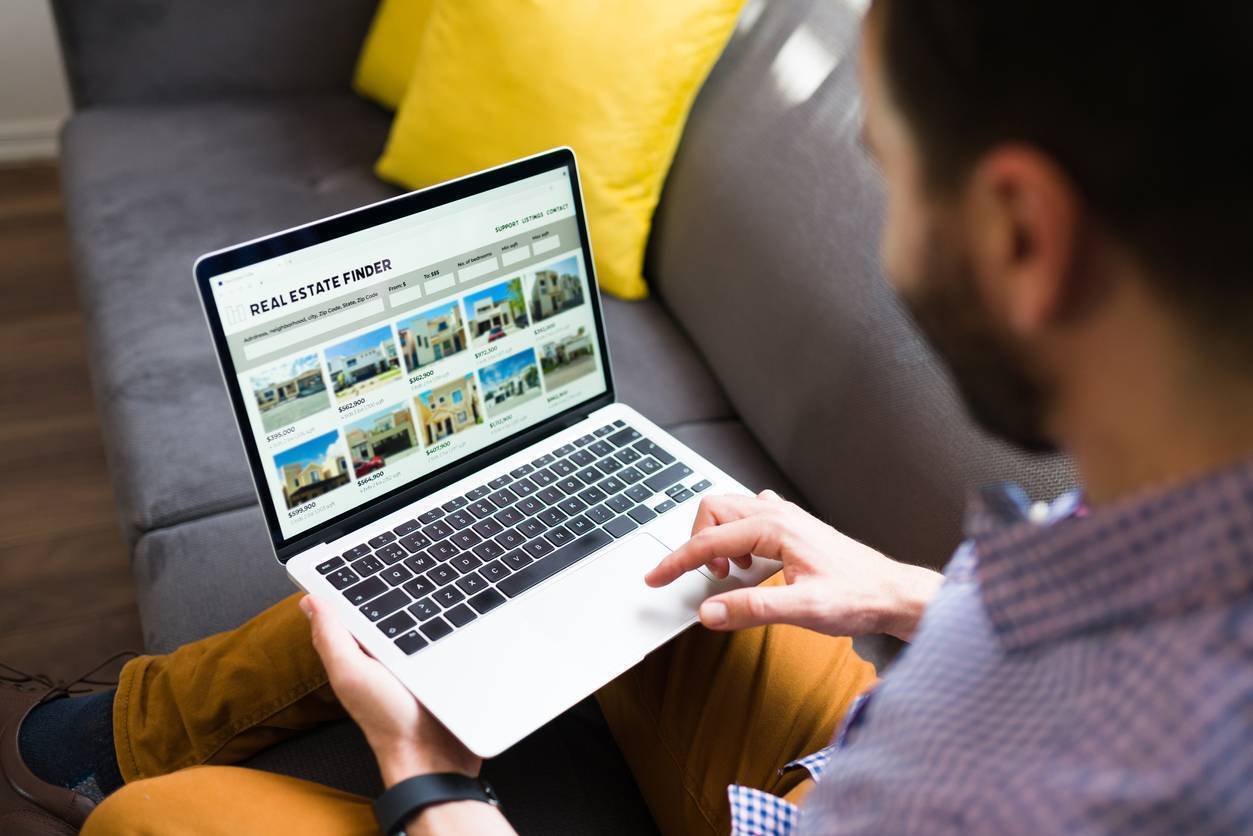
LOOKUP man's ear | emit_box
[966,145,1081,337]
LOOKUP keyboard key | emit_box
[466,485,491,501]
[516,518,547,538]
[472,540,506,560]
[402,575,436,600]
[450,530,482,550]
[692,479,713,493]
[377,543,407,564]
[585,504,616,525]
[488,474,513,490]
[634,440,676,465]
[381,565,413,586]
[426,565,457,586]
[493,506,526,527]
[487,489,517,509]
[392,519,421,537]
[447,510,476,529]
[673,488,694,503]
[451,554,483,574]
[471,518,504,538]
[594,424,616,437]
[468,588,507,614]
[479,559,511,582]
[575,466,601,484]
[399,533,432,554]
[537,508,567,527]
[531,453,555,468]
[626,484,653,503]
[643,462,693,493]
[597,476,626,495]
[604,516,639,539]
[316,556,344,574]
[609,427,642,446]
[617,466,643,485]
[494,528,526,550]
[409,597,440,621]
[510,478,538,497]
[530,468,557,486]
[589,440,614,458]
[419,618,454,643]
[344,576,387,605]
[467,501,497,520]
[615,448,642,465]
[428,540,458,561]
[537,487,565,506]
[418,508,444,525]
[654,499,676,514]
[553,444,575,457]
[557,497,588,516]
[628,505,658,524]
[550,460,576,477]
[509,463,534,478]
[565,514,594,536]
[516,497,544,516]
[636,457,662,475]
[395,630,428,655]
[379,610,415,638]
[422,520,454,540]
[499,530,613,598]
[442,497,469,512]
[341,544,371,560]
[522,538,556,559]
[606,494,634,513]
[666,484,687,498]
[434,586,465,608]
[502,550,532,570]
[569,449,596,467]
[578,486,608,505]
[350,555,384,577]
[455,573,489,595]
[545,525,575,547]
[445,604,477,628]
[597,457,624,475]
[360,589,409,621]
[612,419,626,428]
[556,477,584,495]
[574,434,596,447]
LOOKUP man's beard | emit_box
[899,227,1057,453]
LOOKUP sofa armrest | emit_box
[51,0,378,108]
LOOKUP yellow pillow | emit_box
[375,0,745,300]
[352,0,434,110]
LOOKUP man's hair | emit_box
[874,1,1253,355]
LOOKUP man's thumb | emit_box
[698,586,798,631]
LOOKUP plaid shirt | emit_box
[729,457,1253,835]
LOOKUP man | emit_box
[4,0,1252,832]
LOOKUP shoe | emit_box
[0,654,136,835]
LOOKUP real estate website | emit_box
[208,169,608,539]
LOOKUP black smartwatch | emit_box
[373,773,500,835]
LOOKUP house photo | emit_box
[247,352,330,432]
[273,429,351,509]
[343,403,419,477]
[529,256,585,323]
[478,347,543,417]
[539,327,596,389]
[395,300,468,373]
[323,324,402,400]
[416,374,483,446]
[463,277,529,346]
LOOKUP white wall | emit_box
[0,1,72,162]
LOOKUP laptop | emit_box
[194,147,774,757]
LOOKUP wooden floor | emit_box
[0,163,143,683]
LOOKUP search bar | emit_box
[243,298,387,361]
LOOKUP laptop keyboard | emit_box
[315,420,713,656]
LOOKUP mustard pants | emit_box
[85,576,874,835]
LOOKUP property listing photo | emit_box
[4,1,1250,835]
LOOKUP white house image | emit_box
[530,268,583,321]
[399,308,466,371]
[328,339,398,390]
[469,297,514,339]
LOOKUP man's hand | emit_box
[645,490,943,639]
[300,595,481,788]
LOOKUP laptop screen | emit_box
[202,160,609,543]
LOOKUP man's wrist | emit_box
[375,744,481,789]
[878,562,944,641]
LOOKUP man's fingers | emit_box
[698,585,806,631]
[302,595,371,680]
[646,516,777,587]
[689,493,769,537]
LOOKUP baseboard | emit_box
[0,116,63,163]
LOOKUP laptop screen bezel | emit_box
[194,147,616,563]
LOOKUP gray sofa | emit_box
[53,1,1074,831]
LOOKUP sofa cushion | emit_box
[60,97,731,543]
[648,0,1076,573]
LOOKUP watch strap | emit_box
[373,773,498,835]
